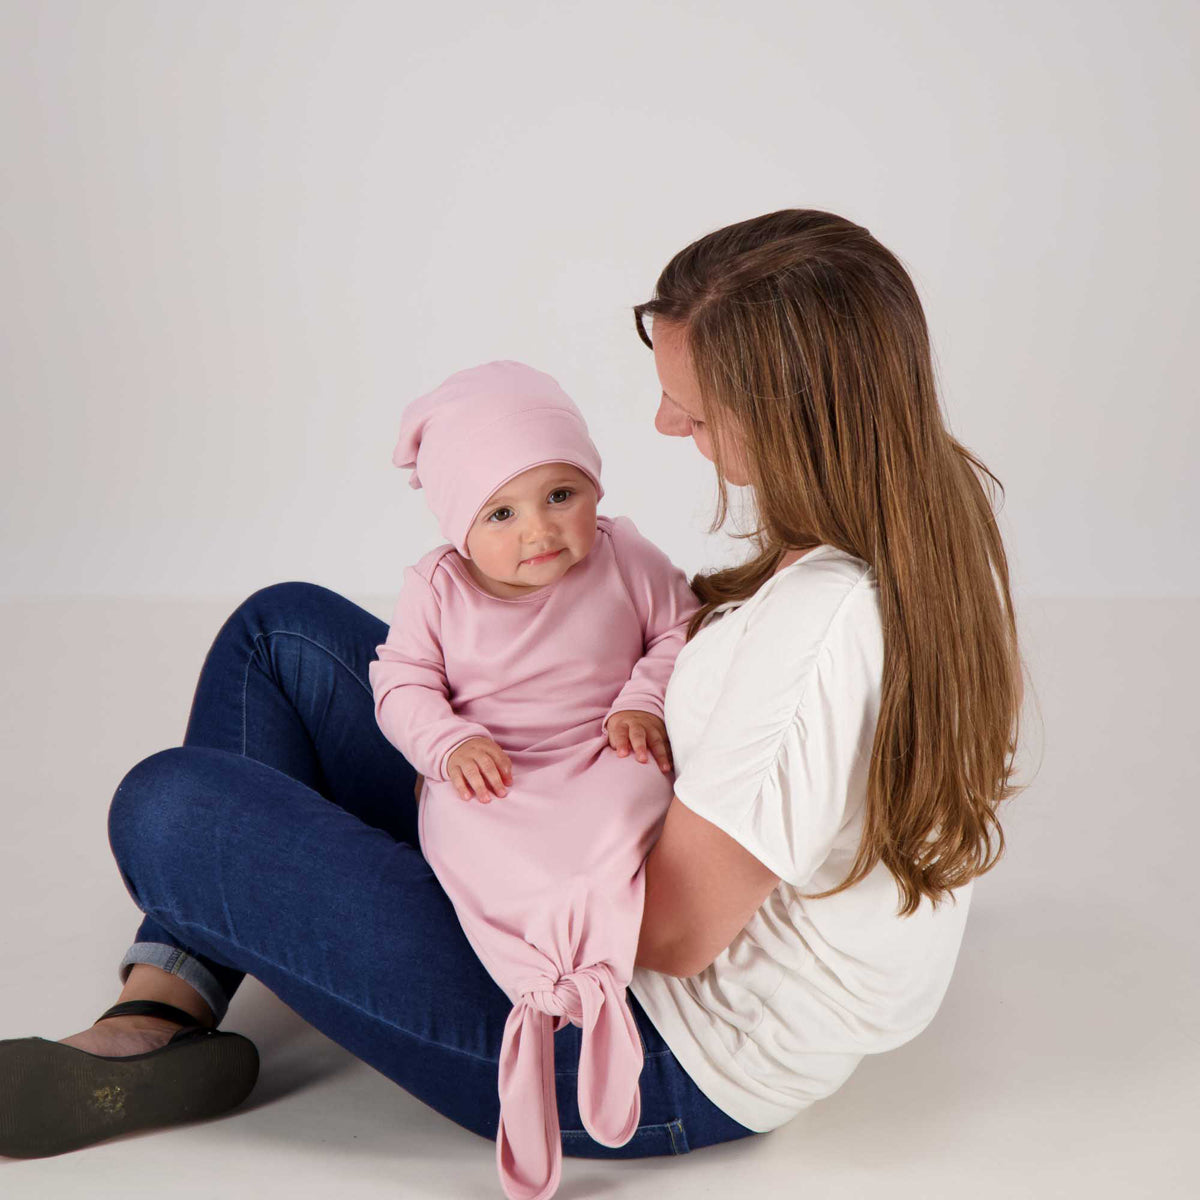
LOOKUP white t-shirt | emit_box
[628,545,973,1132]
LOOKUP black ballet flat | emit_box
[0,998,260,1158]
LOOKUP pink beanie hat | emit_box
[392,361,605,559]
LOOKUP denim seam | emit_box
[558,1119,687,1154]
[234,629,377,951]
[123,944,187,980]
[560,1122,676,1138]
[667,1116,687,1154]
[553,1047,672,1072]
[245,630,374,756]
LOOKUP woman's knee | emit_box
[233,581,349,632]
[107,746,230,869]
[214,582,368,671]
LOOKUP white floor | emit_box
[1,594,1196,1199]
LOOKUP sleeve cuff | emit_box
[672,778,794,886]
[602,700,665,737]
[433,728,492,781]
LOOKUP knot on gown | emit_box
[495,962,644,1200]
[522,964,601,1025]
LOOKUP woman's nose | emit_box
[654,399,689,437]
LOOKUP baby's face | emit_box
[463,462,598,598]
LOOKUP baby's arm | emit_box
[602,516,702,746]
[369,565,495,783]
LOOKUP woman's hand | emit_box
[445,737,513,803]
[607,710,673,775]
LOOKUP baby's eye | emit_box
[486,507,513,523]
[548,488,574,503]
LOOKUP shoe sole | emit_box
[0,1031,260,1158]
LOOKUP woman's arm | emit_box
[635,795,780,978]
[638,563,881,978]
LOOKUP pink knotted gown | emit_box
[369,514,699,1200]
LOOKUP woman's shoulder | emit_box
[771,543,874,592]
[686,546,885,706]
[746,545,880,641]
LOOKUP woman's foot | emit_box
[57,1014,197,1057]
[57,962,217,1057]
[2,969,256,1159]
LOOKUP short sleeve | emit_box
[671,561,883,888]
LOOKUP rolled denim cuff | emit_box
[117,942,231,1027]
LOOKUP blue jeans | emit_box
[106,581,761,1158]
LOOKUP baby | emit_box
[368,361,699,1200]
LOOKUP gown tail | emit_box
[495,963,643,1200]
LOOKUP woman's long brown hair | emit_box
[634,209,1024,916]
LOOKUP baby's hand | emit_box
[446,737,513,803]
[606,710,673,775]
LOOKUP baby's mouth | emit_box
[522,549,563,566]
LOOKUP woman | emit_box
[1,208,1023,1164]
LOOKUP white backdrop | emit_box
[2,0,1195,600]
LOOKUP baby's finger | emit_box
[608,723,632,756]
[495,749,514,783]
[628,725,650,763]
[463,761,491,803]
[449,765,472,802]
[480,754,508,797]
[647,728,673,773]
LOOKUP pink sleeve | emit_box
[602,516,701,734]
[368,566,494,781]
